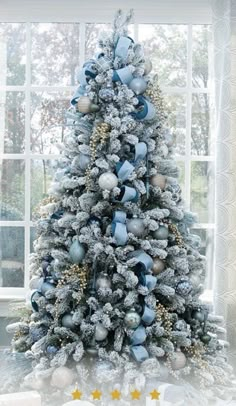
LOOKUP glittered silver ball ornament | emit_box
[61,313,75,330]
[174,320,187,331]
[95,323,108,341]
[96,273,111,290]
[153,225,169,240]
[51,366,74,388]
[124,308,141,329]
[98,172,118,191]
[150,174,166,190]
[176,278,192,296]
[144,59,152,75]
[152,258,165,275]
[127,217,145,237]
[99,88,115,102]
[192,309,205,323]
[129,77,147,95]
[77,96,99,114]
[69,240,86,264]
[170,349,187,370]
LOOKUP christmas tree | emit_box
[4,10,236,406]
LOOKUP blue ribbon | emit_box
[131,95,156,121]
[117,185,139,203]
[141,305,156,325]
[130,325,147,345]
[114,36,134,63]
[130,345,149,362]
[111,211,128,246]
[139,273,157,291]
[31,290,43,312]
[130,250,154,273]
[116,142,147,181]
[70,85,86,106]
[112,66,133,84]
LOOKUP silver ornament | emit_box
[153,225,169,240]
[51,366,74,388]
[176,279,192,296]
[98,172,118,191]
[127,218,145,237]
[61,313,75,330]
[192,309,205,323]
[150,174,166,190]
[170,349,186,370]
[144,59,152,75]
[174,320,187,331]
[69,240,86,264]
[77,96,92,113]
[96,273,111,290]
[95,323,108,341]
[129,77,147,95]
[152,258,165,275]
[124,308,141,329]
[90,103,100,113]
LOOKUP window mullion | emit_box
[185,24,193,210]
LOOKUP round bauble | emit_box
[96,273,111,290]
[46,345,58,354]
[170,349,187,370]
[61,313,76,330]
[77,96,98,114]
[124,308,141,329]
[98,172,118,191]
[127,218,145,237]
[69,240,86,264]
[176,279,192,296]
[95,323,108,341]
[144,59,152,75]
[192,309,205,323]
[129,77,147,95]
[200,333,211,344]
[153,225,169,240]
[174,320,187,331]
[152,258,165,275]
[150,174,166,190]
[41,281,55,296]
[51,366,74,388]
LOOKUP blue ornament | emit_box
[69,240,86,264]
[29,326,47,342]
[31,290,44,312]
[41,281,55,296]
[176,278,192,296]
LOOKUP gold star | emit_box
[150,389,161,400]
[72,388,82,400]
[131,389,141,400]
[92,389,102,400]
[111,389,121,400]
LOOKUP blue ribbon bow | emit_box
[129,250,154,273]
[111,211,128,246]
[117,185,139,203]
[131,95,156,121]
[114,35,134,63]
[116,142,147,181]
[112,66,133,84]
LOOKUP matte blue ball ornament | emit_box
[41,281,56,296]
[69,240,86,264]
[47,345,58,354]
[153,225,169,240]
[61,313,76,330]
[129,77,147,95]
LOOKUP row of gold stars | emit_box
[72,388,161,401]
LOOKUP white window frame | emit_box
[0,0,213,307]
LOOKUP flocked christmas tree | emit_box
[4,9,236,406]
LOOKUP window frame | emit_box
[0,1,213,308]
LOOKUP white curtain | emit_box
[212,0,236,368]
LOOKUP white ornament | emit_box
[51,366,74,388]
[95,323,108,341]
[98,172,118,190]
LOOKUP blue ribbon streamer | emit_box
[114,36,134,62]
[70,85,86,106]
[130,325,147,345]
[141,305,156,325]
[111,211,128,246]
[130,250,154,273]
[112,66,133,84]
[131,95,156,121]
[117,185,139,203]
[116,142,147,181]
[130,345,149,362]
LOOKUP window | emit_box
[0,1,213,306]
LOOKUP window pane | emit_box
[0,160,25,221]
[31,159,57,219]
[138,24,187,87]
[0,91,25,153]
[191,93,213,156]
[191,161,215,223]
[31,23,80,86]
[164,93,186,155]
[0,227,24,288]
[191,228,214,288]
[30,227,37,253]
[192,25,212,88]
[0,23,26,86]
[176,161,185,199]
[31,91,71,154]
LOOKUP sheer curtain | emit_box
[212,0,236,368]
